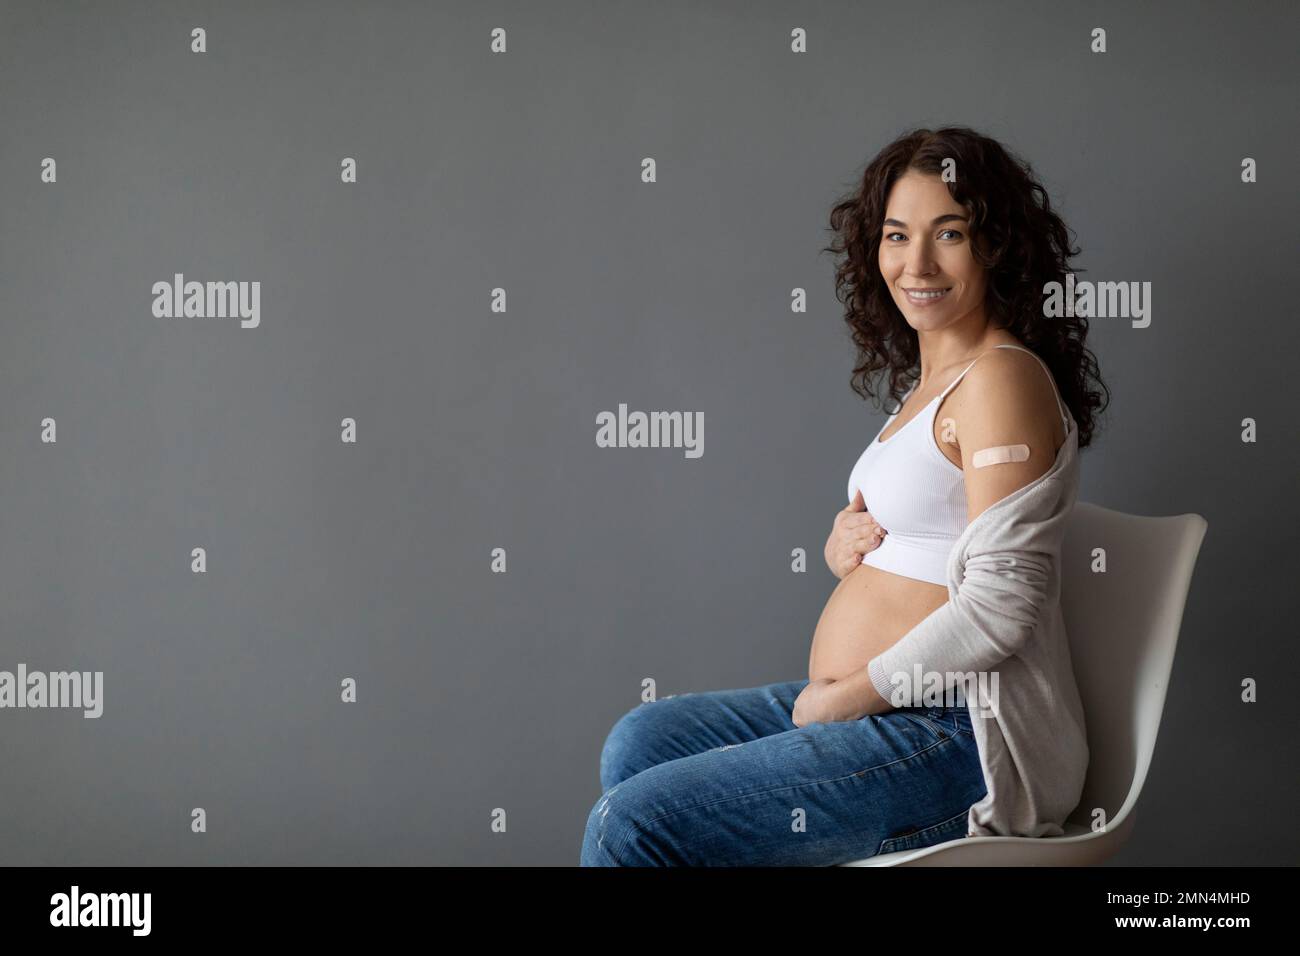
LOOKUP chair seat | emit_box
[841,816,1130,867]
[842,504,1206,868]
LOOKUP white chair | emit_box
[841,501,1209,866]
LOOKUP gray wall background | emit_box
[1,0,1296,866]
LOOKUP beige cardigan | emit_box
[866,411,1090,839]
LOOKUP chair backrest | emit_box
[1058,501,1208,834]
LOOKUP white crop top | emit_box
[845,344,1073,586]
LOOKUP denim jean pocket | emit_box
[896,710,949,742]
[877,806,970,856]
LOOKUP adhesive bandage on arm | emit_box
[972,444,1030,468]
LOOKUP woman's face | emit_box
[878,170,988,332]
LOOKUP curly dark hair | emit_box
[823,126,1109,448]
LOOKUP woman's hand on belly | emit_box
[792,672,893,726]
[824,490,887,579]
[792,678,842,727]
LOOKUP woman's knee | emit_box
[598,701,652,791]
[580,779,660,867]
[597,693,692,792]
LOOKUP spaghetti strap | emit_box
[937,355,985,402]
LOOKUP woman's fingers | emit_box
[833,504,886,569]
[837,515,878,538]
[852,530,883,554]
[838,508,873,525]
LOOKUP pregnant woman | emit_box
[580,125,1108,866]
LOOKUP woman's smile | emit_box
[902,286,953,306]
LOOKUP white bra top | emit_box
[845,344,1074,586]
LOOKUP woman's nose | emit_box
[906,241,938,276]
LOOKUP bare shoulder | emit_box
[944,346,1065,520]
[950,346,1064,448]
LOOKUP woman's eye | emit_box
[884,230,960,242]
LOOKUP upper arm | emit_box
[946,351,1063,524]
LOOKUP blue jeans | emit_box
[580,678,987,866]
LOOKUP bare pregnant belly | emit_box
[806,562,950,682]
